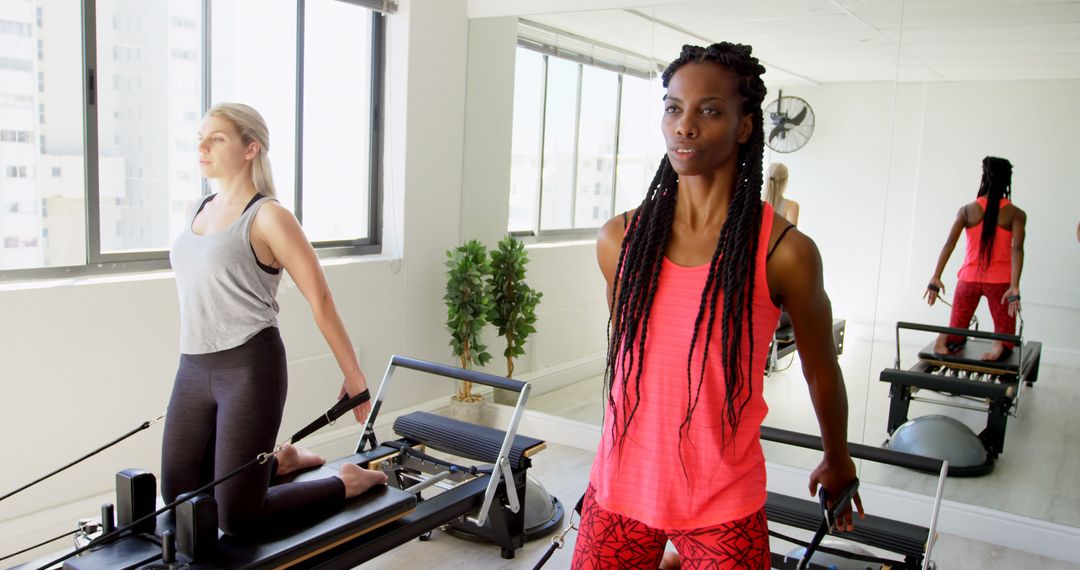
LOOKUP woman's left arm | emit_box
[255,203,371,422]
[768,225,863,530]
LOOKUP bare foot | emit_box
[274,443,325,476]
[933,334,952,355]
[981,341,1007,361]
[338,463,388,499]
[660,551,681,570]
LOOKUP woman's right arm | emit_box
[1001,209,1027,316]
[925,207,966,306]
[596,212,629,311]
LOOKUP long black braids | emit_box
[603,42,768,461]
[975,156,1013,269]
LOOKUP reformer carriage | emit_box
[880,321,1042,476]
[9,356,556,569]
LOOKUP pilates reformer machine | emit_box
[880,321,1042,476]
[761,426,947,570]
[767,318,846,375]
[6,355,555,569]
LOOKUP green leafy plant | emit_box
[489,236,542,378]
[444,239,492,402]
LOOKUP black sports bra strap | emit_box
[242,193,266,214]
[767,224,797,261]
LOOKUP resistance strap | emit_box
[31,390,369,570]
[531,492,585,570]
[797,479,859,570]
[0,415,165,504]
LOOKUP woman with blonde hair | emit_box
[162,102,386,536]
[765,162,799,225]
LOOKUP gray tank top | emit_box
[170,194,281,354]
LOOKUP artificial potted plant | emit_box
[489,235,542,382]
[444,239,492,418]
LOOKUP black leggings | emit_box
[161,327,344,536]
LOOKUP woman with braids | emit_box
[571,43,860,569]
[924,156,1026,361]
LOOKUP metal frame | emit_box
[894,320,1029,417]
[357,355,532,528]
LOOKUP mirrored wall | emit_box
[472,0,1080,533]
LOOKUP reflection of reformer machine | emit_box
[762,426,947,570]
[881,321,1042,476]
[767,316,846,375]
[10,356,556,569]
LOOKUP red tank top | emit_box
[590,203,782,529]
[958,196,1012,284]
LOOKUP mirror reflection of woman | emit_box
[765,162,799,226]
[163,103,387,536]
[924,156,1026,361]
[573,43,860,569]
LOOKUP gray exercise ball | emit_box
[784,538,876,570]
[885,415,987,468]
[445,473,563,541]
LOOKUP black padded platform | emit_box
[393,411,544,470]
[766,492,928,562]
[915,338,1023,373]
[63,469,415,570]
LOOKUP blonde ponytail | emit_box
[764,162,788,210]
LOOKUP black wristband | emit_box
[926,283,941,293]
[1007,294,1020,302]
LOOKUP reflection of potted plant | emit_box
[489,236,542,380]
[444,239,492,412]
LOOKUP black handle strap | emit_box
[290,389,370,444]
[799,478,859,570]
[531,492,585,570]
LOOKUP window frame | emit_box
[509,41,656,242]
[0,0,388,282]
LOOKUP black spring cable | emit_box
[0,529,78,564]
[0,415,165,503]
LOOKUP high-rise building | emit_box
[0,0,203,271]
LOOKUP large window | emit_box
[508,45,665,237]
[0,0,388,278]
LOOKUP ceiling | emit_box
[472,0,1080,85]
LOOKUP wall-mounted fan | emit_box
[764,90,814,153]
